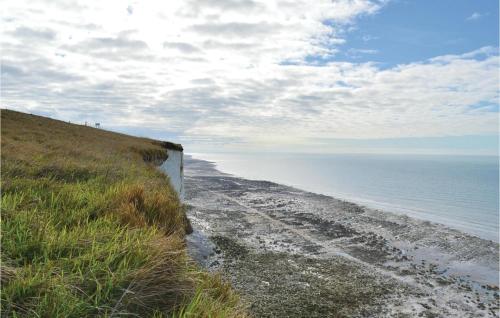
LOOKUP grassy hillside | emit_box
[1,110,245,317]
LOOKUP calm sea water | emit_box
[190,153,499,241]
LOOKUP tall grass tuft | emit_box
[1,110,245,317]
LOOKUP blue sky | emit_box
[337,0,499,66]
[2,0,499,155]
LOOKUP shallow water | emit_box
[190,152,499,241]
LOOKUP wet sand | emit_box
[183,156,499,317]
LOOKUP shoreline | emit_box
[188,152,499,242]
[184,155,499,317]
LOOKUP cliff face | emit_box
[160,149,184,201]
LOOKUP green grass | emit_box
[1,110,246,317]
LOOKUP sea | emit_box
[189,152,499,242]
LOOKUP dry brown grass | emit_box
[1,109,245,317]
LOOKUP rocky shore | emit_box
[183,156,499,317]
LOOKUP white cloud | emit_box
[362,34,379,42]
[1,0,498,151]
[346,48,378,58]
[466,12,482,21]
[126,5,134,15]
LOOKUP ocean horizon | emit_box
[189,152,499,242]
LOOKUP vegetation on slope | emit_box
[1,110,245,317]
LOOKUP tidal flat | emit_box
[184,156,499,317]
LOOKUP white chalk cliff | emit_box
[160,148,184,201]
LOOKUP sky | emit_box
[1,0,499,155]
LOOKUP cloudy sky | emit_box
[2,0,499,154]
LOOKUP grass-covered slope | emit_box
[1,110,245,317]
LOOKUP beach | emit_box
[184,156,499,317]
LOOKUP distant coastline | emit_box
[188,152,499,242]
